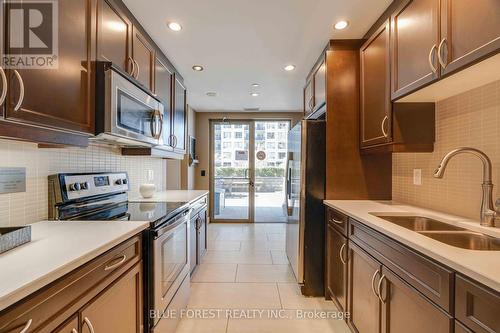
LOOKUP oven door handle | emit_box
[154,214,189,239]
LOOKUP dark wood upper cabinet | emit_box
[391,0,440,100]
[172,75,187,153]
[360,20,392,148]
[4,0,94,134]
[440,0,500,76]
[326,223,348,313]
[348,242,382,333]
[380,266,453,333]
[132,27,155,91]
[96,0,133,75]
[154,57,173,147]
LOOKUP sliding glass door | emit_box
[210,120,290,223]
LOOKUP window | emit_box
[256,123,265,130]
[267,142,276,150]
[223,142,231,149]
[223,132,231,139]
[234,142,243,149]
[278,142,286,149]
[267,123,277,130]
[277,132,286,140]
[267,132,275,139]
[223,152,232,159]
[235,132,243,139]
[268,152,277,160]
[234,124,243,128]
[278,123,288,129]
[223,162,231,167]
[256,133,265,141]
[278,152,286,159]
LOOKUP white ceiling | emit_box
[123,0,392,112]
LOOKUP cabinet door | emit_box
[313,59,326,110]
[154,57,173,148]
[53,316,78,333]
[440,0,500,76]
[326,223,348,313]
[391,0,440,99]
[190,215,198,274]
[97,0,133,75]
[360,20,392,147]
[198,208,208,260]
[4,0,94,133]
[80,264,143,333]
[348,242,382,333]
[303,79,314,116]
[132,27,155,91]
[380,267,452,333]
[172,75,187,152]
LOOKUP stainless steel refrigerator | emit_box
[286,119,326,296]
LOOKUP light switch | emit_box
[413,169,422,185]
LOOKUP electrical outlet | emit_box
[413,169,422,185]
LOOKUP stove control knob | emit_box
[122,179,128,185]
[115,179,123,185]
[80,182,89,190]
[69,183,81,191]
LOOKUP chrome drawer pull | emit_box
[19,319,32,333]
[339,243,347,265]
[330,218,343,225]
[83,317,95,333]
[104,254,127,271]
[377,274,387,303]
[371,269,381,298]
[13,70,25,111]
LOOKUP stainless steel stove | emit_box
[48,172,191,333]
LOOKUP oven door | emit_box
[153,213,190,323]
[108,68,164,146]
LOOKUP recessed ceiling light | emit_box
[251,83,260,88]
[206,92,217,97]
[192,65,204,71]
[250,92,260,97]
[334,20,349,30]
[284,65,296,71]
[167,22,182,32]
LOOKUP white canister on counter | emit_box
[140,169,156,198]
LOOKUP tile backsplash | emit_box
[393,80,500,220]
[0,140,167,226]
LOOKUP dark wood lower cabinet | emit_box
[53,316,79,333]
[348,242,382,333]
[326,222,347,312]
[380,266,452,333]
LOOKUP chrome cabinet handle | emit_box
[377,274,387,303]
[128,56,136,77]
[19,319,32,333]
[381,116,389,138]
[134,59,140,79]
[329,218,343,225]
[173,135,178,148]
[83,317,95,333]
[437,38,448,69]
[428,44,438,74]
[339,243,347,265]
[371,269,381,298]
[0,66,7,106]
[104,254,127,271]
[13,70,25,111]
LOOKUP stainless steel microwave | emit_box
[93,63,164,147]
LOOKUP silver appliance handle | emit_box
[155,213,189,238]
[0,66,7,106]
[83,317,95,333]
[428,44,438,74]
[13,70,25,111]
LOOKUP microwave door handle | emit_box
[287,167,292,199]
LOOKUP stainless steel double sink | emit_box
[370,214,500,251]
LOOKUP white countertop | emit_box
[130,190,209,204]
[0,220,149,311]
[323,200,500,292]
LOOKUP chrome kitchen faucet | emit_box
[433,147,500,227]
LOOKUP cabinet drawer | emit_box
[0,235,142,333]
[455,275,500,333]
[349,219,453,312]
[191,195,208,216]
[326,207,348,236]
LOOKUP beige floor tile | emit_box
[278,283,338,310]
[271,250,290,264]
[240,239,271,251]
[192,264,238,283]
[268,240,286,250]
[188,283,281,309]
[236,264,295,283]
[216,231,268,241]
[175,317,228,333]
[202,250,273,264]
[267,233,286,241]
[208,240,241,251]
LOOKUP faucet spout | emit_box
[433,147,498,227]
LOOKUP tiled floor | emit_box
[175,223,350,333]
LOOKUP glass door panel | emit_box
[254,121,290,223]
[212,121,253,222]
